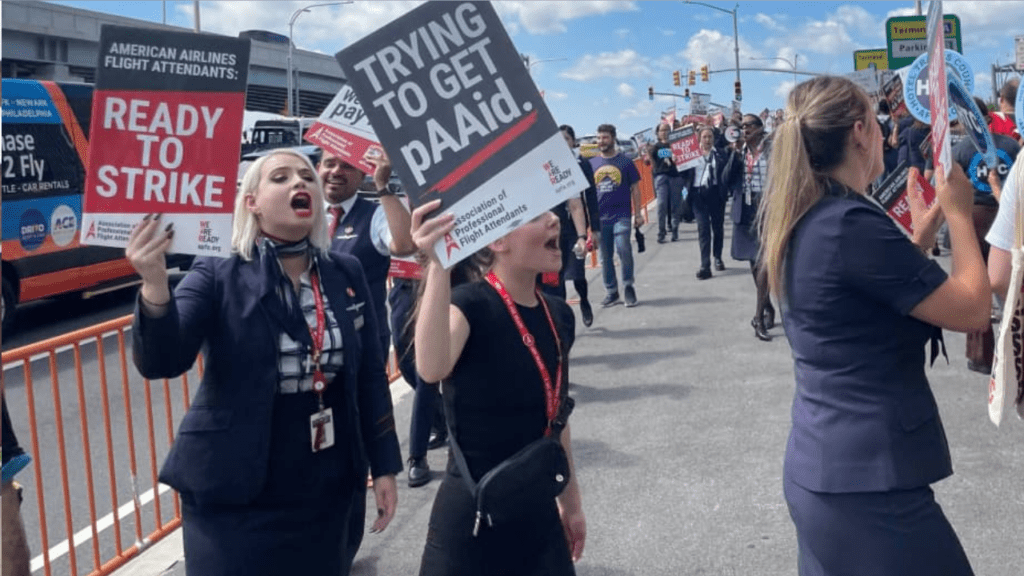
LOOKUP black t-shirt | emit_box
[952,133,1021,206]
[447,281,575,481]
[649,141,679,176]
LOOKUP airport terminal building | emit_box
[2,0,344,116]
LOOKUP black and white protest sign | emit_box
[334,1,584,267]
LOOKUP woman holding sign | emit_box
[413,204,585,576]
[760,76,989,576]
[126,149,402,575]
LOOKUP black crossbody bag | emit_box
[443,273,575,536]
[443,383,574,536]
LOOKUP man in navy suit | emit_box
[317,150,416,570]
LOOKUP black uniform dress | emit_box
[419,282,576,576]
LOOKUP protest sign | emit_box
[334,1,585,268]
[81,25,250,257]
[690,93,710,116]
[947,74,997,169]
[903,49,973,124]
[926,1,950,179]
[882,69,908,118]
[668,126,701,171]
[845,68,881,96]
[870,162,936,236]
[304,85,382,174]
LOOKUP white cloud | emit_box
[561,49,652,81]
[617,83,635,97]
[680,29,762,70]
[186,1,639,49]
[544,91,569,101]
[495,1,638,35]
[974,73,993,99]
[614,28,631,39]
[186,1,425,48]
[774,80,797,99]
[755,13,785,32]
[659,28,676,37]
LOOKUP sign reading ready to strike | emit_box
[335,1,584,268]
[82,25,250,257]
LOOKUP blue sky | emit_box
[49,1,1024,139]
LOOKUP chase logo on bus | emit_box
[19,209,47,251]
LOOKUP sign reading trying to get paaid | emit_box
[335,1,584,268]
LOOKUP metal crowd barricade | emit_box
[2,314,402,576]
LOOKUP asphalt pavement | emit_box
[112,212,1023,576]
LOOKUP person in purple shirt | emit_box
[760,76,989,576]
[589,124,643,308]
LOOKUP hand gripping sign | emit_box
[82,25,250,257]
[334,1,584,268]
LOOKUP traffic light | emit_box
[688,70,696,86]
[673,70,681,86]
[734,81,742,101]
[648,86,654,101]
[701,64,709,82]
[684,88,691,100]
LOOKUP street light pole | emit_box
[288,2,352,117]
[750,54,800,83]
[684,2,741,93]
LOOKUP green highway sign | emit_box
[886,14,961,69]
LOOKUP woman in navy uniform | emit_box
[127,149,402,575]
[759,76,989,575]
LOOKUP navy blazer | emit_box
[132,250,402,507]
[782,183,952,493]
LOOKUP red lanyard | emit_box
[308,268,328,408]
[485,272,563,436]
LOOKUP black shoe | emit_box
[624,286,638,307]
[427,429,447,451]
[671,231,679,241]
[696,268,712,280]
[714,258,725,271]
[408,457,431,488]
[601,292,620,307]
[580,299,593,327]
[752,318,771,341]
[763,306,776,330]
[657,237,667,244]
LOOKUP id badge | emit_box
[310,408,335,452]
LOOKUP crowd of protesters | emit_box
[3,67,1020,576]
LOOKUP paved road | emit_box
[51,215,1024,576]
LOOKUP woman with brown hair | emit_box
[759,76,989,575]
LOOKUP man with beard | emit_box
[591,123,643,308]
[317,149,416,572]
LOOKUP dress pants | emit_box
[691,188,726,270]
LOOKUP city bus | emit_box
[1,79,192,335]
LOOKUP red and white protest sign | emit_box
[82,25,250,257]
[871,161,936,236]
[304,85,383,174]
[668,126,702,171]
[926,1,951,179]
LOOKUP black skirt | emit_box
[418,464,575,576]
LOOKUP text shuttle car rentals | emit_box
[2,78,194,335]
